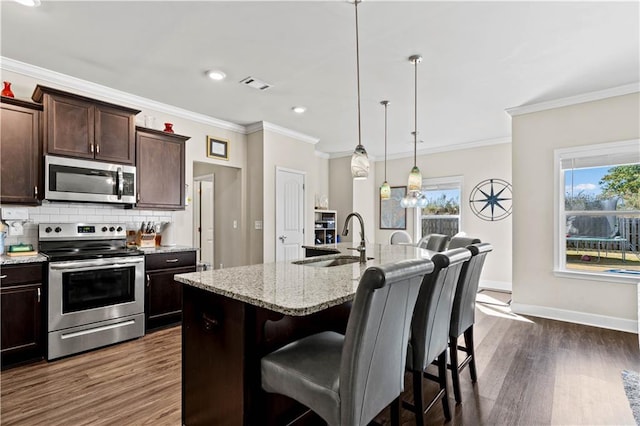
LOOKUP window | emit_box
[555,140,640,280]
[416,176,462,240]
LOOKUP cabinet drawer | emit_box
[145,251,196,271]
[1,264,44,287]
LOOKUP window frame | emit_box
[414,175,463,241]
[553,139,640,285]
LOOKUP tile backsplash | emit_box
[1,201,173,248]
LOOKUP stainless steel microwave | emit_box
[45,155,136,204]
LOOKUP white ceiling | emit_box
[1,1,639,158]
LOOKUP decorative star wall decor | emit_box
[469,178,512,221]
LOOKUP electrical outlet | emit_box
[255,220,263,230]
[233,220,238,229]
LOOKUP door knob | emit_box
[278,235,287,243]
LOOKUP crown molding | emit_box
[380,136,512,161]
[1,56,247,133]
[506,82,640,117]
[314,151,330,159]
[246,121,319,145]
[328,151,377,162]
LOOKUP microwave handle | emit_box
[117,167,123,200]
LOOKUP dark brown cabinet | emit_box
[32,85,140,165]
[145,250,196,331]
[136,127,189,210]
[0,97,42,205]
[1,263,45,368]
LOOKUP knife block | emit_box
[136,231,156,248]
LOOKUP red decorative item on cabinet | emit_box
[163,123,174,133]
[2,81,15,98]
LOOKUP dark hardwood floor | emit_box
[1,291,638,425]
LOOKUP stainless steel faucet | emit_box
[342,212,367,263]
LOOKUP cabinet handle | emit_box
[165,259,179,263]
[0,275,7,279]
[146,274,150,287]
[34,186,38,197]
[96,144,100,154]
[37,288,41,303]
[90,143,94,153]
[202,312,220,331]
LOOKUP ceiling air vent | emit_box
[239,76,273,91]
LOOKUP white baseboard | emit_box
[479,280,512,292]
[511,302,638,334]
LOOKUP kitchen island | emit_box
[174,243,433,426]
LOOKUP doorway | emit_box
[275,167,305,262]
[193,174,214,268]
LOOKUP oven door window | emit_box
[62,266,136,313]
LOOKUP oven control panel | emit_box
[39,223,127,240]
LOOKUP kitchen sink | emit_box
[292,255,373,267]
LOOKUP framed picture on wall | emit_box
[207,136,229,160]
[380,186,407,229]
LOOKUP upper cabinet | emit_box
[0,97,43,205]
[136,127,190,210]
[32,85,140,165]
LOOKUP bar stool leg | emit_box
[449,337,462,404]
[464,326,477,383]
[412,369,425,426]
[437,352,451,421]
[390,396,401,426]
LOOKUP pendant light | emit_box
[380,100,391,199]
[350,0,369,180]
[401,55,428,209]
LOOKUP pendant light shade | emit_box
[350,0,369,180]
[380,100,391,199]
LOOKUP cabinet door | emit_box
[136,129,188,210]
[146,265,194,330]
[1,284,43,365]
[44,93,94,159]
[95,104,135,165]
[0,100,41,204]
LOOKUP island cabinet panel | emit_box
[0,97,42,205]
[136,127,189,210]
[1,263,45,369]
[32,85,139,165]
[181,285,351,426]
[145,251,196,332]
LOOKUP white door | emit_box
[275,168,305,262]
[200,179,214,267]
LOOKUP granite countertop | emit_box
[136,245,198,254]
[174,243,434,316]
[1,253,48,265]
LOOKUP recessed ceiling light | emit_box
[13,0,40,6]
[206,70,226,81]
[292,106,306,114]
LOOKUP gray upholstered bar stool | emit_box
[416,233,450,252]
[448,241,493,403]
[261,258,434,426]
[403,248,471,425]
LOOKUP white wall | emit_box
[511,92,639,332]
[261,127,321,263]
[329,157,354,243]
[371,143,513,288]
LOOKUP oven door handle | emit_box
[50,257,144,270]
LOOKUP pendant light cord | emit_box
[413,57,418,168]
[384,102,388,181]
[355,0,362,148]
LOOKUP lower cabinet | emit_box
[1,263,45,368]
[145,251,196,331]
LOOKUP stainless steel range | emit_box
[39,223,145,360]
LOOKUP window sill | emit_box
[553,269,640,285]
